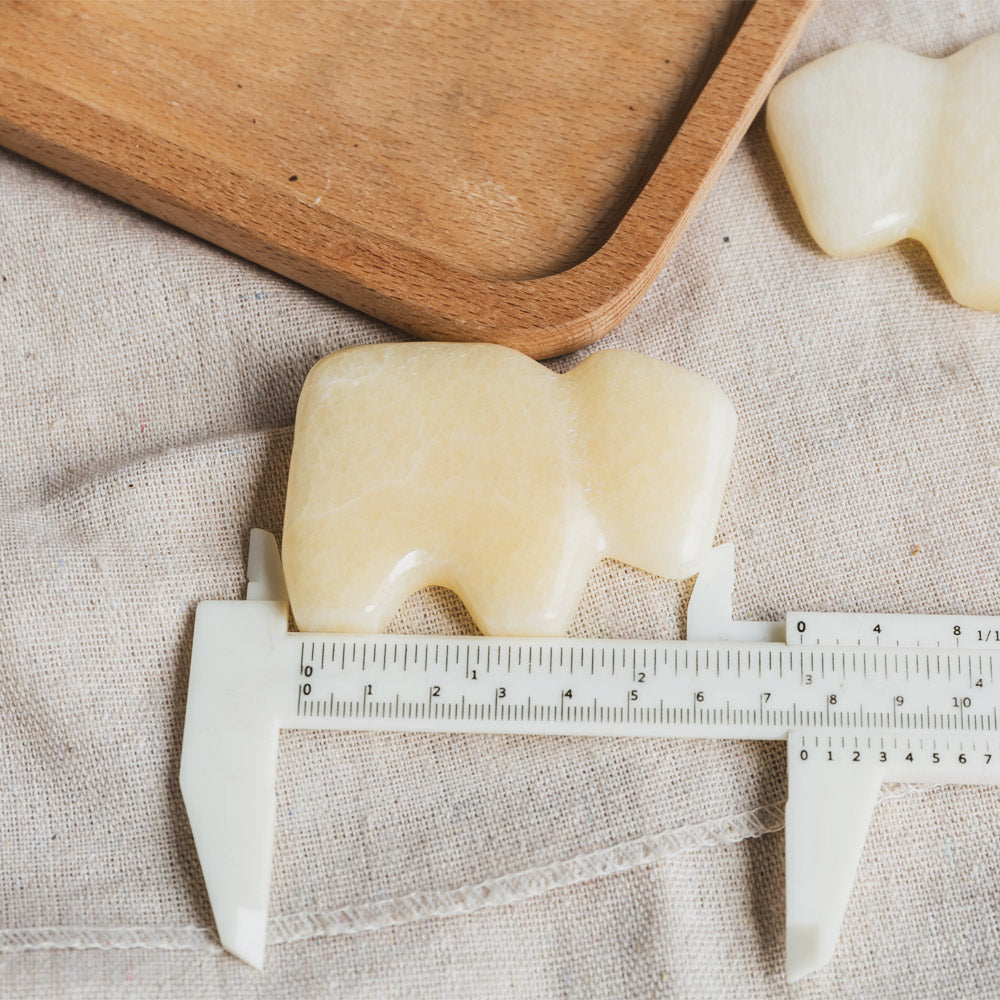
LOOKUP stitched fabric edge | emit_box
[0,785,929,955]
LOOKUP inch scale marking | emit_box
[180,534,1000,979]
[790,611,1000,650]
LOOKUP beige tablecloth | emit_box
[3,2,1000,996]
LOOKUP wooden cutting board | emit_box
[0,0,817,358]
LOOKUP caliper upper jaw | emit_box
[686,544,784,643]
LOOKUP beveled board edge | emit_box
[0,0,819,359]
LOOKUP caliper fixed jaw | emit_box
[180,531,289,968]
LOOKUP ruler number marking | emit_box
[285,635,1000,743]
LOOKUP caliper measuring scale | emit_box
[180,531,1000,979]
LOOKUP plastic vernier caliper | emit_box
[181,530,1000,976]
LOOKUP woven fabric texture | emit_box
[3,1,1000,997]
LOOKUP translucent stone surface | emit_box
[282,343,736,636]
[766,34,1000,311]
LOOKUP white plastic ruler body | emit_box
[180,532,1000,979]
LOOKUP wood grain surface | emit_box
[0,0,818,357]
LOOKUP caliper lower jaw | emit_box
[784,730,885,981]
[180,535,289,968]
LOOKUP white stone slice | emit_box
[282,343,736,636]
[767,34,1000,311]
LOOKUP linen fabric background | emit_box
[3,1,1000,996]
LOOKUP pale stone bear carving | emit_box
[767,34,1000,311]
[282,343,736,636]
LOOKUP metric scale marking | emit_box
[290,636,1000,741]
[179,533,1000,980]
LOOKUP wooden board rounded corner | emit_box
[304,0,821,359]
